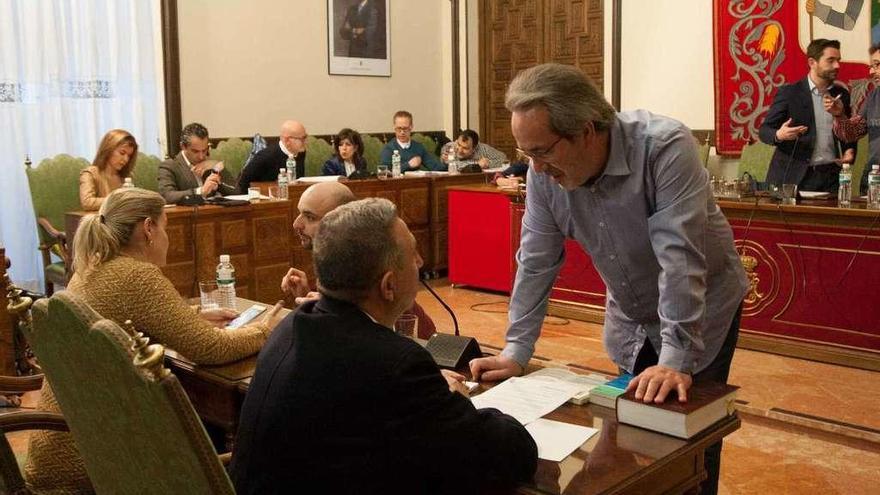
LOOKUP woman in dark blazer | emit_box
[322,128,368,177]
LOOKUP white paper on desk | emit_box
[296,176,340,183]
[526,419,598,462]
[470,377,573,425]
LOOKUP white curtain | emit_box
[0,0,166,291]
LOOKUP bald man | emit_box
[238,120,308,191]
[282,181,437,339]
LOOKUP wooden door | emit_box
[480,0,604,158]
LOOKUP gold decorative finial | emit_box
[121,319,170,381]
[24,155,32,169]
[739,255,764,306]
[4,274,33,321]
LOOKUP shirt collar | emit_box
[396,139,410,149]
[599,115,632,178]
[279,140,295,158]
[181,150,192,168]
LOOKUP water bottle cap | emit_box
[873,164,879,170]
[219,254,230,263]
[842,163,850,169]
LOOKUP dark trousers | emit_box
[799,163,840,193]
[627,305,742,495]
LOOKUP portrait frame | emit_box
[327,0,391,77]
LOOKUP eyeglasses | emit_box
[290,134,308,141]
[394,126,412,132]
[515,135,564,162]
[870,61,880,70]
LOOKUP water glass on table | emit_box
[782,183,798,205]
[248,186,261,201]
[377,165,389,179]
[394,313,418,339]
[199,281,220,311]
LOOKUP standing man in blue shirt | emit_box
[469,63,748,495]
[379,110,442,172]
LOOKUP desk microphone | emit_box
[419,279,482,370]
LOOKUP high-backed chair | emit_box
[304,136,334,177]
[361,134,384,174]
[737,141,776,189]
[18,291,234,494]
[411,133,440,162]
[211,138,253,185]
[130,153,161,192]
[851,136,869,195]
[25,155,89,294]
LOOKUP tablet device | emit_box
[226,304,267,329]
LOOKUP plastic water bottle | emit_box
[216,254,236,309]
[123,177,134,188]
[391,150,402,177]
[286,155,297,182]
[838,163,852,208]
[868,164,880,209]
[277,168,289,200]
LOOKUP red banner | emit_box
[713,0,872,155]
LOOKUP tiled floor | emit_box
[6,280,879,493]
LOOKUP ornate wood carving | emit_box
[480,0,604,158]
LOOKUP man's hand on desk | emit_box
[440,369,469,396]
[200,308,238,327]
[626,365,692,403]
[469,355,524,382]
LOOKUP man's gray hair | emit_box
[505,63,617,135]
[313,198,402,303]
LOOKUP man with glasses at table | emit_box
[379,110,442,172]
[468,63,748,495]
[238,120,309,191]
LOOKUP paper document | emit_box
[470,377,573,425]
[403,170,449,177]
[525,419,598,462]
[296,176,340,183]
[224,194,267,201]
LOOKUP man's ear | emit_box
[379,270,395,302]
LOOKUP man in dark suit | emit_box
[158,122,237,204]
[340,0,381,58]
[759,38,857,193]
[237,120,308,191]
[230,198,537,494]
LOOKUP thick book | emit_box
[615,382,739,439]
[588,374,633,409]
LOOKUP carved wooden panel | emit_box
[253,215,290,260]
[195,223,217,283]
[163,261,196,297]
[220,219,248,250]
[165,224,192,263]
[1,248,15,376]
[480,0,604,158]
[254,263,289,304]
[399,187,429,225]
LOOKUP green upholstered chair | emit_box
[411,133,440,162]
[304,136,335,177]
[18,290,234,494]
[698,143,711,167]
[0,374,63,495]
[851,136,869,195]
[130,153,161,192]
[737,141,776,188]
[211,138,252,184]
[361,134,384,174]
[25,155,89,294]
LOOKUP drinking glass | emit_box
[394,313,419,339]
[199,281,220,311]
[782,183,798,205]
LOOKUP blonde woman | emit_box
[79,129,139,211]
[25,187,284,493]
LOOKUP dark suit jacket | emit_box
[759,77,856,188]
[157,152,237,204]
[237,144,305,191]
[230,296,537,495]
[321,155,368,176]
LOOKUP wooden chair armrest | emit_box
[218,452,232,466]
[37,217,66,242]
[0,410,68,433]
[0,374,44,395]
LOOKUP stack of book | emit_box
[588,374,633,409]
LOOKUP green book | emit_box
[588,374,633,409]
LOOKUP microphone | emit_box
[419,279,481,370]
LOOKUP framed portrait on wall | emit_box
[327,0,391,76]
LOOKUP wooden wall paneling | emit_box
[0,248,15,376]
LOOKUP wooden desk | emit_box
[66,200,293,304]
[166,328,739,494]
[254,173,490,276]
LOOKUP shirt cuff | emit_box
[657,344,695,374]
[501,342,533,370]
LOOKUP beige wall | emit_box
[178,1,449,139]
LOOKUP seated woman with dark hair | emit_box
[79,129,139,211]
[24,187,285,493]
[322,128,368,177]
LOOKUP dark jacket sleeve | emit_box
[420,144,443,171]
[237,151,267,191]
[759,85,792,146]
[391,345,538,489]
[157,161,192,204]
[322,158,342,176]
